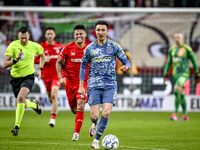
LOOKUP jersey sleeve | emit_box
[5,42,15,57]
[59,45,68,60]
[187,46,199,73]
[80,46,90,81]
[115,43,131,69]
[36,44,44,56]
[164,50,172,75]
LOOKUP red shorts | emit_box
[43,77,61,92]
[65,83,88,109]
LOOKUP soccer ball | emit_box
[102,134,119,150]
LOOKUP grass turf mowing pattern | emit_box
[0,111,200,150]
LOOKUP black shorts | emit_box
[10,74,35,98]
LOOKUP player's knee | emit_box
[90,113,99,121]
[77,102,85,109]
[17,95,24,103]
[51,93,57,101]
[102,110,111,118]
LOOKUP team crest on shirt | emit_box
[107,47,113,54]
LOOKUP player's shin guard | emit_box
[94,116,109,141]
[15,103,25,128]
[174,90,181,115]
[74,109,84,134]
[180,94,187,115]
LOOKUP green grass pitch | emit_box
[0,110,200,150]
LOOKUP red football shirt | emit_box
[59,41,89,85]
[35,41,63,82]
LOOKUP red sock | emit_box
[74,109,84,134]
[51,111,57,119]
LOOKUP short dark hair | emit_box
[45,27,55,33]
[74,24,85,31]
[18,27,29,34]
[95,20,109,29]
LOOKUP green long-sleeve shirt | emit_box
[164,44,199,77]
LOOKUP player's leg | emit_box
[72,98,86,141]
[11,87,30,136]
[170,76,180,120]
[90,104,100,149]
[176,76,189,121]
[49,85,60,127]
[10,74,36,136]
[88,89,100,138]
[91,88,116,149]
[72,85,88,141]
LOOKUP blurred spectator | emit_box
[157,0,174,7]
[112,0,129,7]
[142,0,153,7]
[135,0,142,7]
[35,0,61,6]
[80,0,96,7]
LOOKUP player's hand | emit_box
[78,86,85,94]
[194,73,200,83]
[120,65,129,72]
[163,74,168,85]
[59,77,66,86]
[45,54,50,62]
[37,69,42,81]
[17,51,23,60]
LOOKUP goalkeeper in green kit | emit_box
[163,33,200,121]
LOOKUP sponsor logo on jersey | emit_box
[50,55,59,58]
[94,57,111,62]
[54,47,62,50]
[71,58,82,62]
[173,57,182,63]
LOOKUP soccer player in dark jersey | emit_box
[35,27,63,127]
[78,20,131,149]
[56,24,89,141]
[164,33,199,121]
[3,27,45,136]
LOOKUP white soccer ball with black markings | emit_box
[102,134,119,150]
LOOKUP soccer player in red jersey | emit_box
[56,24,89,141]
[35,27,63,127]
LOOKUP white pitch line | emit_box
[5,141,170,150]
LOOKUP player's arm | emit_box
[78,48,90,94]
[56,57,66,86]
[115,45,131,72]
[3,51,23,68]
[188,48,200,82]
[37,52,45,81]
[163,51,172,84]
